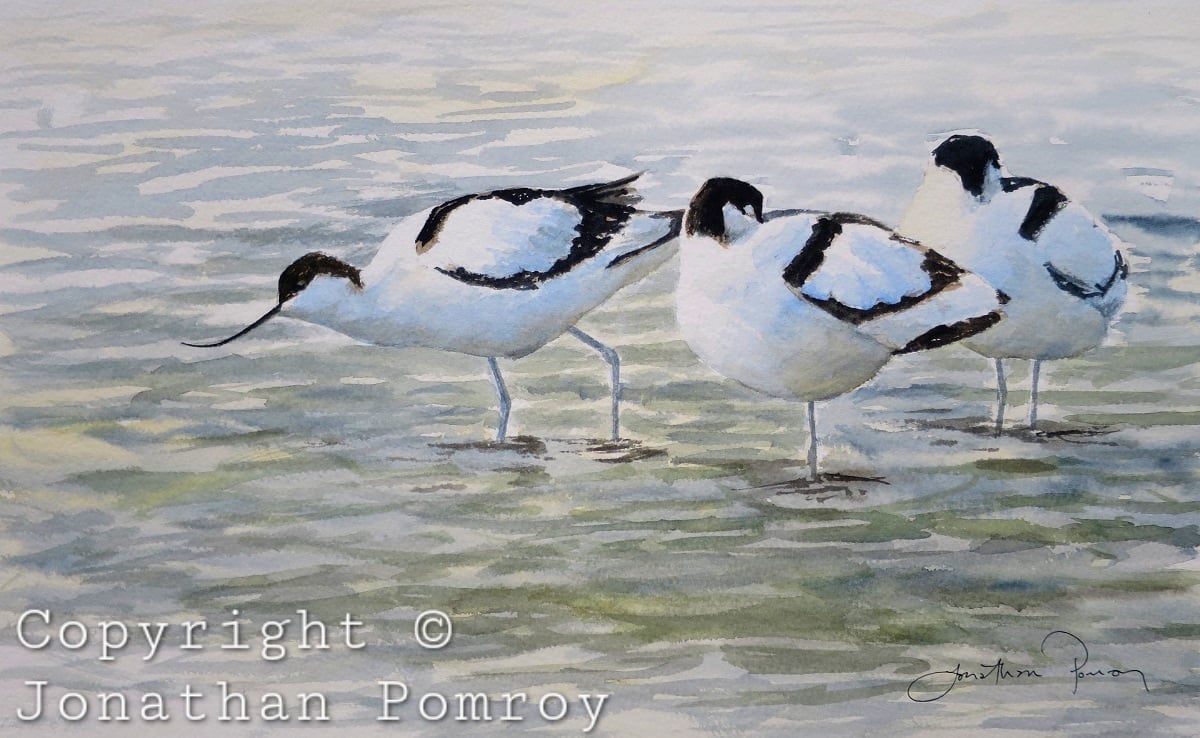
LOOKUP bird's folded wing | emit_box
[417,176,641,290]
[1036,203,1128,295]
[784,215,1004,352]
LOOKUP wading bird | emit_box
[900,135,1128,433]
[185,174,681,442]
[676,177,1006,481]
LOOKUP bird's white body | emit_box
[900,154,1127,361]
[287,200,677,358]
[677,206,1004,402]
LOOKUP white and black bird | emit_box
[677,177,1007,482]
[184,173,682,442]
[899,135,1128,433]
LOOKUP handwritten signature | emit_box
[907,630,1150,703]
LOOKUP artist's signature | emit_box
[907,630,1150,703]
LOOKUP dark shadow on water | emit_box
[754,473,888,501]
[568,438,669,464]
[430,435,549,456]
[1030,423,1120,444]
[1103,213,1200,240]
[669,456,887,497]
[908,416,1120,446]
[429,436,667,464]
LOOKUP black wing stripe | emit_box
[893,310,1004,354]
[1044,261,1097,299]
[784,216,966,325]
[1098,251,1129,293]
[1045,251,1128,300]
[781,217,842,288]
[415,193,477,253]
[435,265,542,291]
[1018,184,1069,241]
[427,176,642,290]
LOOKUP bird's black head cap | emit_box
[932,135,1001,198]
[685,177,765,243]
[278,252,363,303]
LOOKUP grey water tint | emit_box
[1,1,1199,735]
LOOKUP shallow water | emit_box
[1,1,1199,735]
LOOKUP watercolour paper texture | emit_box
[1,1,1198,735]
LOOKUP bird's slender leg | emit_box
[806,400,818,482]
[1027,359,1041,430]
[567,326,621,442]
[487,357,510,442]
[994,358,1007,437]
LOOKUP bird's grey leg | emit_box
[567,326,621,442]
[1027,359,1041,429]
[994,358,1007,436]
[487,357,510,442]
[806,400,819,482]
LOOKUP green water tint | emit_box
[1067,410,1200,427]
[91,440,1196,661]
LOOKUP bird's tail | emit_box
[605,209,683,270]
[563,172,644,208]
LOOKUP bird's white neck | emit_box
[900,166,989,257]
[721,203,759,244]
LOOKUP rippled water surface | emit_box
[1,1,1199,735]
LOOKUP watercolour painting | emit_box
[1,1,1199,735]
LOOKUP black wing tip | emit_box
[893,310,1004,355]
[639,207,684,241]
[1094,250,1130,294]
[561,172,645,208]
[668,207,684,233]
[564,171,643,190]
